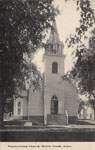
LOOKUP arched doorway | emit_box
[51,95,58,114]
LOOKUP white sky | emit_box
[33,0,94,74]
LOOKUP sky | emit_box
[33,0,94,74]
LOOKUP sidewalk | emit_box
[1,119,95,132]
[0,124,95,132]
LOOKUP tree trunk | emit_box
[0,59,4,128]
[94,108,95,120]
[91,94,95,120]
[0,95,4,128]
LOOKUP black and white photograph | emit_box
[0,0,95,143]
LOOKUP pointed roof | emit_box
[48,19,60,43]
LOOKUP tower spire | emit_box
[48,18,60,43]
[45,18,64,55]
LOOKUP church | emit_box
[13,19,78,125]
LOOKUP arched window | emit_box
[18,102,21,115]
[51,95,58,114]
[52,62,58,73]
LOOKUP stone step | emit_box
[47,114,67,125]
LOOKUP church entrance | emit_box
[48,95,67,125]
[51,95,58,114]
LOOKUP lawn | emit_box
[0,119,95,141]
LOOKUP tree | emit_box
[0,0,57,128]
[88,99,95,118]
[65,0,95,118]
[71,35,95,119]
[66,0,95,47]
[78,100,86,114]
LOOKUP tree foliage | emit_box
[0,0,57,127]
[66,0,95,46]
[65,0,95,101]
[71,35,95,99]
[0,0,57,98]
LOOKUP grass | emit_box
[1,119,95,141]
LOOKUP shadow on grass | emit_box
[0,131,95,142]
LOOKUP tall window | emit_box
[51,95,58,114]
[18,102,21,115]
[52,62,58,73]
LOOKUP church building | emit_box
[13,19,78,125]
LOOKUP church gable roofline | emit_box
[61,76,78,93]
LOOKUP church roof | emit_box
[48,19,60,43]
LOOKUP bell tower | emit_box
[45,19,64,56]
[43,19,66,125]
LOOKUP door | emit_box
[51,95,58,114]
